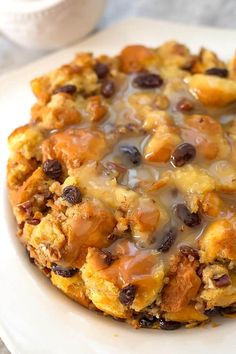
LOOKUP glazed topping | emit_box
[51,263,78,277]
[42,159,62,180]
[62,186,82,204]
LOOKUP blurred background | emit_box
[0,0,236,76]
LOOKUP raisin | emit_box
[120,145,142,165]
[197,263,206,277]
[220,306,236,315]
[205,67,228,78]
[176,204,201,227]
[204,308,221,316]
[101,80,115,98]
[179,245,199,259]
[94,62,109,79]
[118,284,137,306]
[171,143,196,167]
[133,73,163,89]
[51,263,78,278]
[214,274,231,288]
[159,318,182,330]
[139,316,157,328]
[62,186,82,205]
[18,200,33,216]
[42,159,62,180]
[26,218,40,225]
[53,84,77,95]
[157,227,177,253]
[176,98,194,112]
[102,250,115,266]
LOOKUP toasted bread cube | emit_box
[209,160,236,192]
[186,74,236,107]
[42,128,107,169]
[168,165,216,213]
[31,93,81,129]
[200,265,236,308]
[120,45,154,73]
[144,125,181,162]
[23,214,66,267]
[81,246,164,316]
[199,219,236,263]
[182,115,230,160]
[164,304,208,323]
[51,272,91,308]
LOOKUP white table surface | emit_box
[1,0,236,352]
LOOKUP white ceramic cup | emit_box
[0,0,107,50]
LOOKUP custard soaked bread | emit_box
[7,42,236,329]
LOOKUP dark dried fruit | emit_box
[176,204,201,227]
[102,250,115,266]
[139,316,157,328]
[101,80,115,98]
[133,73,163,89]
[62,185,82,205]
[53,84,77,95]
[205,67,228,78]
[204,308,221,316]
[51,263,78,278]
[220,306,236,315]
[94,62,109,79]
[159,318,182,330]
[179,245,199,259]
[171,143,196,167]
[118,284,137,306]
[176,98,194,112]
[26,218,40,225]
[42,159,62,180]
[120,145,142,165]
[157,227,177,253]
[214,274,231,288]
[197,263,206,277]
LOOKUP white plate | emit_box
[1,17,236,354]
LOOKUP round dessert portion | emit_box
[7,41,236,329]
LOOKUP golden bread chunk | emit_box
[8,41,236,329]
[42,128,107,169]
[200,265,236,309]
[161,254,201,313]
[51,272,91,308]
[186,74,236,107]
[199,219,236,263]
[31,93,81,129]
